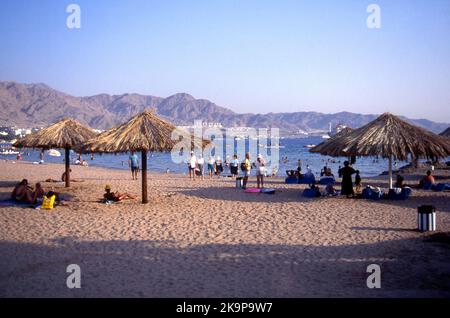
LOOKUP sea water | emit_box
[1,137,431,178]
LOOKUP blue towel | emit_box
[362,187,384,200]
[285,177,298,184]
[0,199,37,208]
[433,183,450,192]
[298,177,315,185]
[302,188,320,198]
[319,177,335,185]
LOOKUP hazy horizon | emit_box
[1,0,449,122]
[2,79,450,125]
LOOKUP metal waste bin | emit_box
[417,205,436,232]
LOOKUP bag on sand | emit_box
[41,195,56,210]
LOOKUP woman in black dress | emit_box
[339,161,356,197]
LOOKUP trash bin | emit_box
[417,205,436,232]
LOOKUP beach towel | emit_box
[285,177,298,184]
[261,188,276,194]
[422,183,450,192]
[432,183,450,192]
[0,199,39,208]
[387,187,412,200]
[319,176,335,185]
[244,188,261,193]
[298,177,315,185]
[302,188,320,198]
[362,186,384,200]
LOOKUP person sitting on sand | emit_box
[419,170,436,188]
[304,168,315,181]
[32,182,45,204]
[61,169,71,182]
[325,183,337,196]
[354,170,362,194]
[395,174,406,188]
[103,185,136,202]
[11,179,34,203]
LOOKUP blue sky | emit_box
[0,0,449,122]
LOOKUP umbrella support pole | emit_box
[65,147,70,188]
[141,150,148,204]
[388,155,393,189]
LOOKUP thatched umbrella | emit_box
[14,118,97,187]
[311,113,450,188]
[76,110,206,204]
[440,127,450,138]
[334,127,353,137]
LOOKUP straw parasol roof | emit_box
[440,127,450,138]
[310,113,450,188]
[77,110,205,153]
[311,113,450,161]
[310,127,354,157]
[334,127,353,137]
[14,118,97,149]
[14,118,97,188]
[77,110,207,203]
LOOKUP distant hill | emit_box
[0,81,448,135]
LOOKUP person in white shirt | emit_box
[189,151,197,180]
[197,154,205,180]
[207,156,215,179]
[256,154,266,188]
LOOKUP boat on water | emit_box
[48,149,61,157]
[0,149,19,155]
[304,144,316,149]
[321,135,331,139]
[264,145,285,149]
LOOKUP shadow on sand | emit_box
[0,234,449,297]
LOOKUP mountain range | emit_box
[0,81,448,135]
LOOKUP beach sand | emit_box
[0,160,449,297]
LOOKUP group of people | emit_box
[299,161,362,198]
[11,179,58,208]
[187,152,267,188]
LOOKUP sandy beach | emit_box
[0,160,449,297]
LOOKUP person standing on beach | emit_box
[197,154,205,180]
[256,154,266,188]
[207,155,215,179]
[242,153,251,189]
[230,154,239,178]
[189,151,197,180]
[39,150,44,164]
[128,151,140,180]
[296,159,302,177]
[339,161,356,198]
[215,156,223,178]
